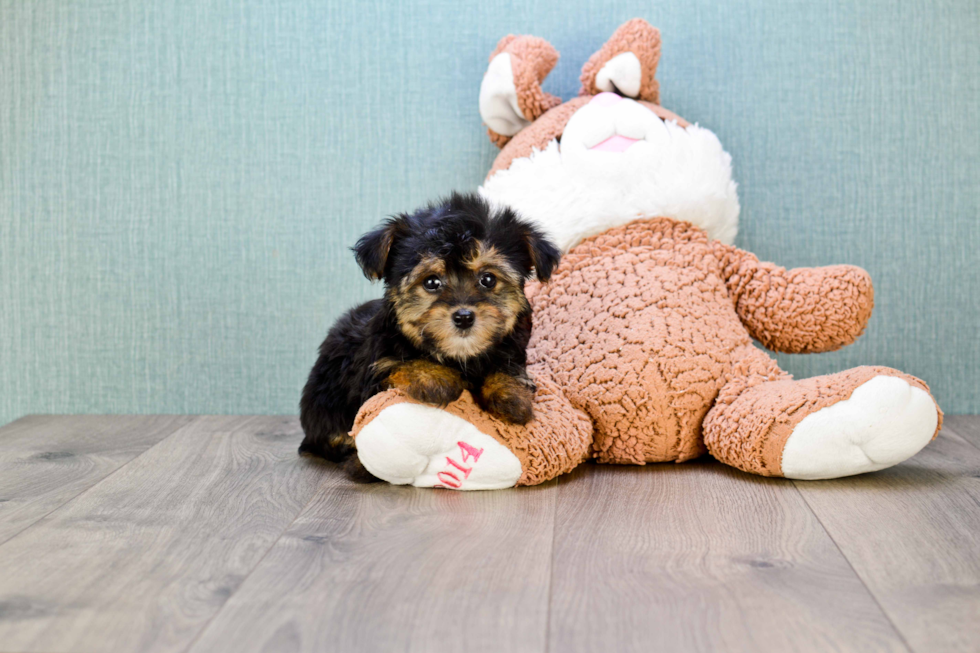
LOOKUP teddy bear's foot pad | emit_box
[781,375,939,480]
[355,402,522,490]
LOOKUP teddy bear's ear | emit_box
[479,35,563,148]
[579,19,661,104]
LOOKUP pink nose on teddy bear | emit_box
[590,91,622,107]
[588,92,640,152]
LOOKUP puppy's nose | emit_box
[452,309,475,330]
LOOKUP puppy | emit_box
[299,192,561,474]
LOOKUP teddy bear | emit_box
[347,19,942,490]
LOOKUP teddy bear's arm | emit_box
[712,242,875,354]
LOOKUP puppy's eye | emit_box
[479,272,497,289]
[422,276,442,292]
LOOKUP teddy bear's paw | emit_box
[781,375,939,480]
[355,402,522,490]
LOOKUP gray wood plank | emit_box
[0,416,327,653]
[794,428,980,653]
[942,415,980,449]
[0,415,193,545]
[186,479,558,653]
[548,461,909,653]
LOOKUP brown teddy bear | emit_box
[349,19,942,490]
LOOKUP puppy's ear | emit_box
[493,206,562,282]
[523,225,561,282]
[353,217,403,281]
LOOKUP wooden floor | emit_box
[0,416,977,653]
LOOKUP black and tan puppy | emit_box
[299,192,560,472]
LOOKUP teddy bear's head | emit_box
[477,19,740,251]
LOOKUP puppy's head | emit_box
[354,192,560,361]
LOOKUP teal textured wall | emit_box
[1,0,978,425]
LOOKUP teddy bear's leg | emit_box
[703,345,942,479]
[350,371,593,490]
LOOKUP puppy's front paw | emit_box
[385,360,466,407]
[478,372,535,424]
[408,377,466,406]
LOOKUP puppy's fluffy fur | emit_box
[299,193,561,471]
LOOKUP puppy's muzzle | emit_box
[452,308,475,330]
